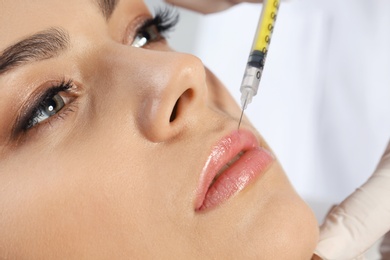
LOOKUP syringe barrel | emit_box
[239,0,280,110]
[251,0,279,54]
[240,63,262,96]
[240,63,262,109]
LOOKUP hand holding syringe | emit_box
[238,0,280,128]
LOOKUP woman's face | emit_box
[0,0,318,258]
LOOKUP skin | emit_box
[0,0,318,259]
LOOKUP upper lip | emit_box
[194,128,260,210]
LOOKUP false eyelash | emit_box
[20,79,74,131]
[142,6,180,36]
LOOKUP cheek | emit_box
[250,164,319,259]
[0,132,148,257]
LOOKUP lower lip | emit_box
[197,135,274,211]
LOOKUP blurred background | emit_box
[145,0,390,257]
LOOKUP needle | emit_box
[238,93,249,130]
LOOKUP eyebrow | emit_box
[96,0,119,20]
[0,1,119,75]
[0,27,70,75]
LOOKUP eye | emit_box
[19,80,74,131]
[131,24,161,48]
[29,93,66,128]
[131,7,179,48]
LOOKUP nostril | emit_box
[170,98,180,123]
[169,89,194,123]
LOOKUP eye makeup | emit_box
[130,7,179,47]
[143,7,179,37]
[9,7,180,141]
[12,79,76,135]
[20,80,74,130]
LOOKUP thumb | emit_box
[315,140,390,260]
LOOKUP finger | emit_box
[164,0,234,14]
[380,231,390,259]
[231,0,262,3]
[315,141,390,259]
[164,0,264,14]
[311,254,322,260]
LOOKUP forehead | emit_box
[0,0,108,50]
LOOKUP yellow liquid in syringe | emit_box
[254,0,280,55]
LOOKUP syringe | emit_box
[238,0,280,129]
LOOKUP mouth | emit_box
[209,151,245,188]
[195,129,274,211]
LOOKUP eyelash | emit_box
[19,80,74,132]
[132,7,179,47]
[16,8,179,134]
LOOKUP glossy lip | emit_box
[194,129,275,211]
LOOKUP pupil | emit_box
[141,31,150,41]
[45,98,58,115]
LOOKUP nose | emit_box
[113,48,208,142]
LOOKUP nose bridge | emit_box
[113,47,208,142]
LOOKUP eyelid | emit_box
[122,14,153,45]
[12,80,77,137]
[26,93,72,130]
[122,8,179,46]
